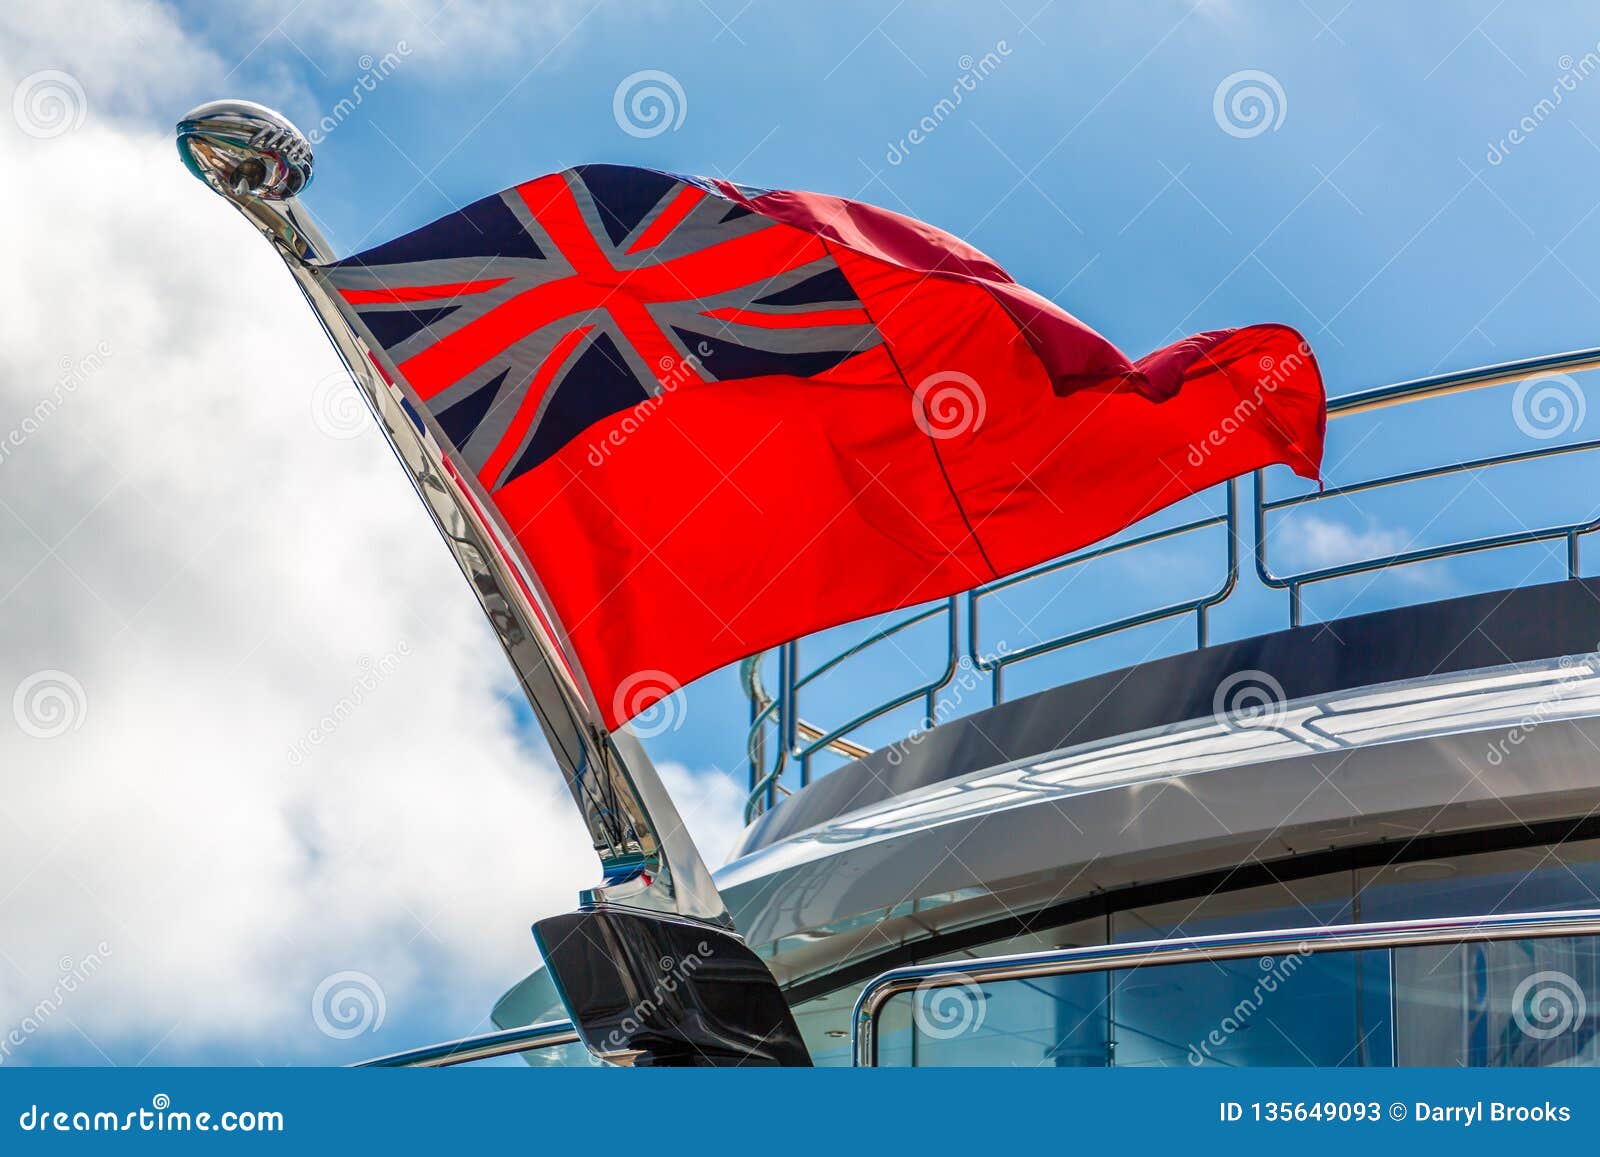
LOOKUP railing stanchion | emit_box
[774,646,793,809]
[747,659,763,800]
[785,640,808,788]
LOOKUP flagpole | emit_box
[173,100,730,930]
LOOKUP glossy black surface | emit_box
[533,908,812,1067]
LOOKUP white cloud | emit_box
[0,115,555,1061]
[0,0,747,1064]
[1276,513,1410,569]
[0,0,610,147]
[0,0,229,119]
[226,0,604,72]
[0,84,741,1065]
[659,761,747,867]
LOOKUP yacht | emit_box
[178,99,1600,1069]
[470,342,1600,1068]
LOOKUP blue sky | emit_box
[238,0,1600,787]
[8,0,1600,1066]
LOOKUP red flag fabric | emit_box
[320,166,1325,728]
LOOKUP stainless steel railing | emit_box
[746,346,1600,821]
[355,1019,580,1068]
[1257,349,1600,625]
[851,908,1600,1066]
[971,478,1237,706]
[742,650,873,821]
[744,599,956,821]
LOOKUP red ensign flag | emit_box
[319,165,1325,727]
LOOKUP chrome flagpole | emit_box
[175,100,807,1065]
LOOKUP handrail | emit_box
[1326,345,1600,416]
[747,346,1600,824]
[970,479,1237,705]
[788,598,958,766]
[851,908,1600,1066]
[1256,345,1600,626]
[354,1019,580,1068]
[741,652,875,760]
[745,599,957,821]
[743,652,873,823]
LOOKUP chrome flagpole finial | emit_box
[176,99,313,199]
[176,100,328,261]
